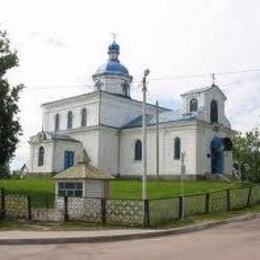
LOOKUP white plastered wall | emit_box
[52,141,83,173]
[68,129,100,167]
[29,141,53,173]
[119,122,198,176]
[42,93,100,132]
[30,140,83,173]
[100,92,165,128]
[97,127,119,175]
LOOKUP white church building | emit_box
[29,41,234,179]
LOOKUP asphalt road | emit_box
[1,218,260,260]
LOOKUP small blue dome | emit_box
[93,41,132,79]
[108,41,120,54]
[95,61,129,77]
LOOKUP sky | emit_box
[0,0,259,170]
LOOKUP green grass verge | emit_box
[0,178,244,199]
[161,204,260,229]
[111,179,243,198]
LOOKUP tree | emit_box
[233,128,260,182]
[0,30,23,178]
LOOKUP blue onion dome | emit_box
[93,41,132,79]
[108,41,120,56]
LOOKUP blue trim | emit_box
[211,138,224,174]
[64,151,74,170]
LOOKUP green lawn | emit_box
[0,178,244,199]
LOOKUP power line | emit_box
[21,66,260,91]
[134,67,260,83]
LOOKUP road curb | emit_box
[1,213,260,245]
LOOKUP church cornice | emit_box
[196,119,235,134]
[121,120,197,133]
[101,91,169,111]
[41,91,100,109]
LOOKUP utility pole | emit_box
[180,151,186,218]
[156,100,159,180]
[142,69,150,200]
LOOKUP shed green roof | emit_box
[53,163,113,180]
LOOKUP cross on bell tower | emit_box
[211,73,216,86]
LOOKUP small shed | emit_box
[53,162,113,199]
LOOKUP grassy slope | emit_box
[0,178,242,199]
[0,178,54,194]
[111,179,240,199]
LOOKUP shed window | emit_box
[210,100,218,123]
[54,113,60,131]
[67,111,73,129]
[81,108,87,127]
[38,146,45,166]
[174,137,181,160]
[134,139,142,160]
[190,98,198,112]
[58,182,83,197]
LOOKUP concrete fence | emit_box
[1,185,260,227]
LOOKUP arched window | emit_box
[54,113,60,131]
[210,100,218,123]
[174,137,181,160]
[190,98,198,112]
[134,139,142,161]
[67,111,73,129]
[38,146,45,166]
[122,82,129,97]
[81,108,87,127]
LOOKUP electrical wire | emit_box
[21,67,260,91]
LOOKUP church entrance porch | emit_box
[210,137,233,174]
[211,138,224,174]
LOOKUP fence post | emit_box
[101,198,106,224]
[226,189,231,211]
[64,196,68,221]
[178,196,184,219]
[143,199,150,227]
[1,188,5,217]
[205,193,210,214]
[27,195,32,220]
[247,185,252,207]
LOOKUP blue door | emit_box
[64,151,74,170]
[211,138,224,174]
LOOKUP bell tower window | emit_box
[122,82,129,97]
[210,100,218,123]
[190,98,198,112]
